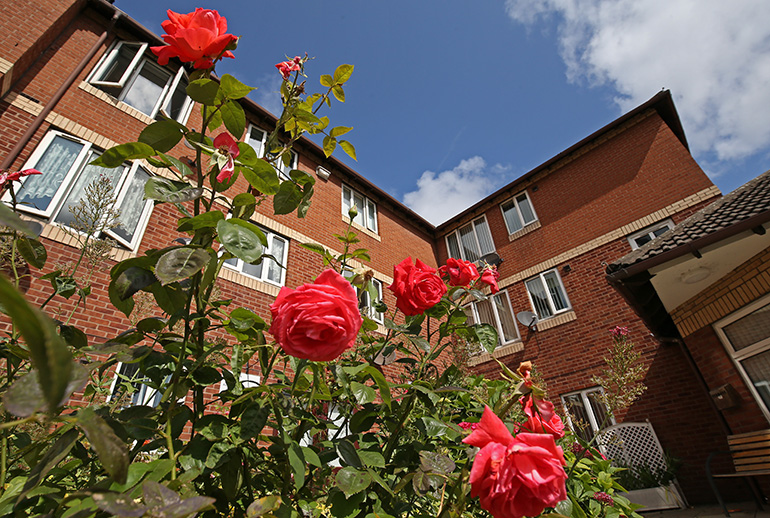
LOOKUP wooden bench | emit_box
[706,429,770,516]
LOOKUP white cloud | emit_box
[252,74,283,116]
[505,0,770,162]
[402,157,512,225]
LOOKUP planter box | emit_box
[620,485,685,511]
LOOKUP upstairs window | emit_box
[500,191,537,234]
[525,269,570,319]
[223,224,288,286]
[463,290,520,353]
[445,216,495,262]
[627,219,674,250]
[89,41,193,122]
[342,185,378,233]
[9,131,154,250]
[246,125,298,180]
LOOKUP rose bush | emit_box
[151,8,237,69]
[269,269,362,361]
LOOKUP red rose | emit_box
[269,269,362,361]
[522,396,565,439]
[276,56,302,80]
[463,406,567,518]
[387,257,447,316]
[151,9,237,69]
[479,265,500,294]
[438,258,479,287]
[0,168,41,190]
[213,132,240,183]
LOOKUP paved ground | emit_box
[641,502,769,518]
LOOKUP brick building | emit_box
[0,0,749,505]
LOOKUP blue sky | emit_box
[118,0,770,225]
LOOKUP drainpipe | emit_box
[0,11,121,171]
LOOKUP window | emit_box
[445,216,495,263]
[627,219,674,250]
[246,124,297,180]
[108,362,163,408]
[223,224,288,286]
[463,290,520,353]
[9,131,154,250]
[341,185,378,233]
[561,387,614,442]
[500,191,537,234]
[714,295,770,421]
[525,269,570,319]
[89,41,193,122]
[219,371,261,392]
[342,270,384,324]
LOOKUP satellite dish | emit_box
[477,252,503,268]
[516,311,539,331]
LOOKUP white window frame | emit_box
[500,191,538,234]
[359,278,384,324]
[222,223,289,287]
[560,387,615,441]
[88,41,193,123]
[627,219,675,250]
[246,124,298,180]
[7,130,154,251]
[107,362,164,408]
[464,290,520,353]
[524,269,571,320]
[714,294,770,422]
[341,184,378,233]
[218,371,261,393]
[444,215,495,262]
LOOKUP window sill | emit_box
[508,220,541,242]
[343,216,381,242]
[79,81,155,125]
[467,340,524,367]
[536,310,577,331]
[219,266,281,297]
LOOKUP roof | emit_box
[607,168,770,276]
[436,89,688,231]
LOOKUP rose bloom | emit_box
[438,257,479,287]
[269,269,363,361]
[610,325,629,338]
[479,265,500,294]
[0,168,41,190]
[276,56,302,80]
[388,257,447,316]
[522,395,565,439]
[151,8,237,69]
[213,132,240,183]
[463,406,567,518]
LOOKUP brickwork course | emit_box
[2,0,764,505]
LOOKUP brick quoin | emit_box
[0,0,747,505]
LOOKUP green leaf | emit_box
[139,119,186,153]
[320,74,334,87]
[154,247,211,285]
[335,467,371,497]
[177,211,224,232]
[59,324,88,349]
[92,492,147,516]
[300,242,326,255]
[207,107,224,132]
[336,439,362,468]
[16,237,46,269]
[157,152,193,178]
[232,192,257,220]
[474,323,499,354]
[0,203,36,236]
[240,404,269,440]
[241,161,280,195]
[293,108,321,124]
[91,142,155,168]
[323,135,337,157]
[236,141,259,166]
[16,428,79,504]
[228,218,268,246]
[350,381,376,405]
[333,64,354,84]
[222,100,246,139]
[217,220,264,263]
[419,451,455,475]
[339,140,357,160]
[220,74,256,100]
[273,181,303,215]
[113,266,157,301]
[289,168,315,187]
[144,177,203,203]
[358,450,385,468]
[77,407,129,484]
[330,126,353,138]
[187,78,220,104]
[288,443,306,490]
[364,366,391,408]
[332,85,345,103]
[247,495,281,518]
[0,275,72,412]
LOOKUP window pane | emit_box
[266,236,286,284]
[493,293,518,343]
[342,186,352,215]
[366,200,377,231]
[543,271,568,311]
[723,301,770,351]
[54,152,124,228]
[459,223,480,261]
[502,200,523,233]
[446,233,461,259]
[652,225,670,238]
[463,306,476,325]
[564,394,593,442]
[587,390,611,431]
[122,61,169,116]
[99,43,141,83]
[242,260,263,279]
[165,75,189,120]
[353,193,365,226]
[474,218,494,255]
[248,127,266,156]
[633,234,652,248]
[516,194,535,224]
[112,167,150,244]
[16,135,84,212]
[743,350,770,410]
[475,298,498,345]
[526,278,553,318]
